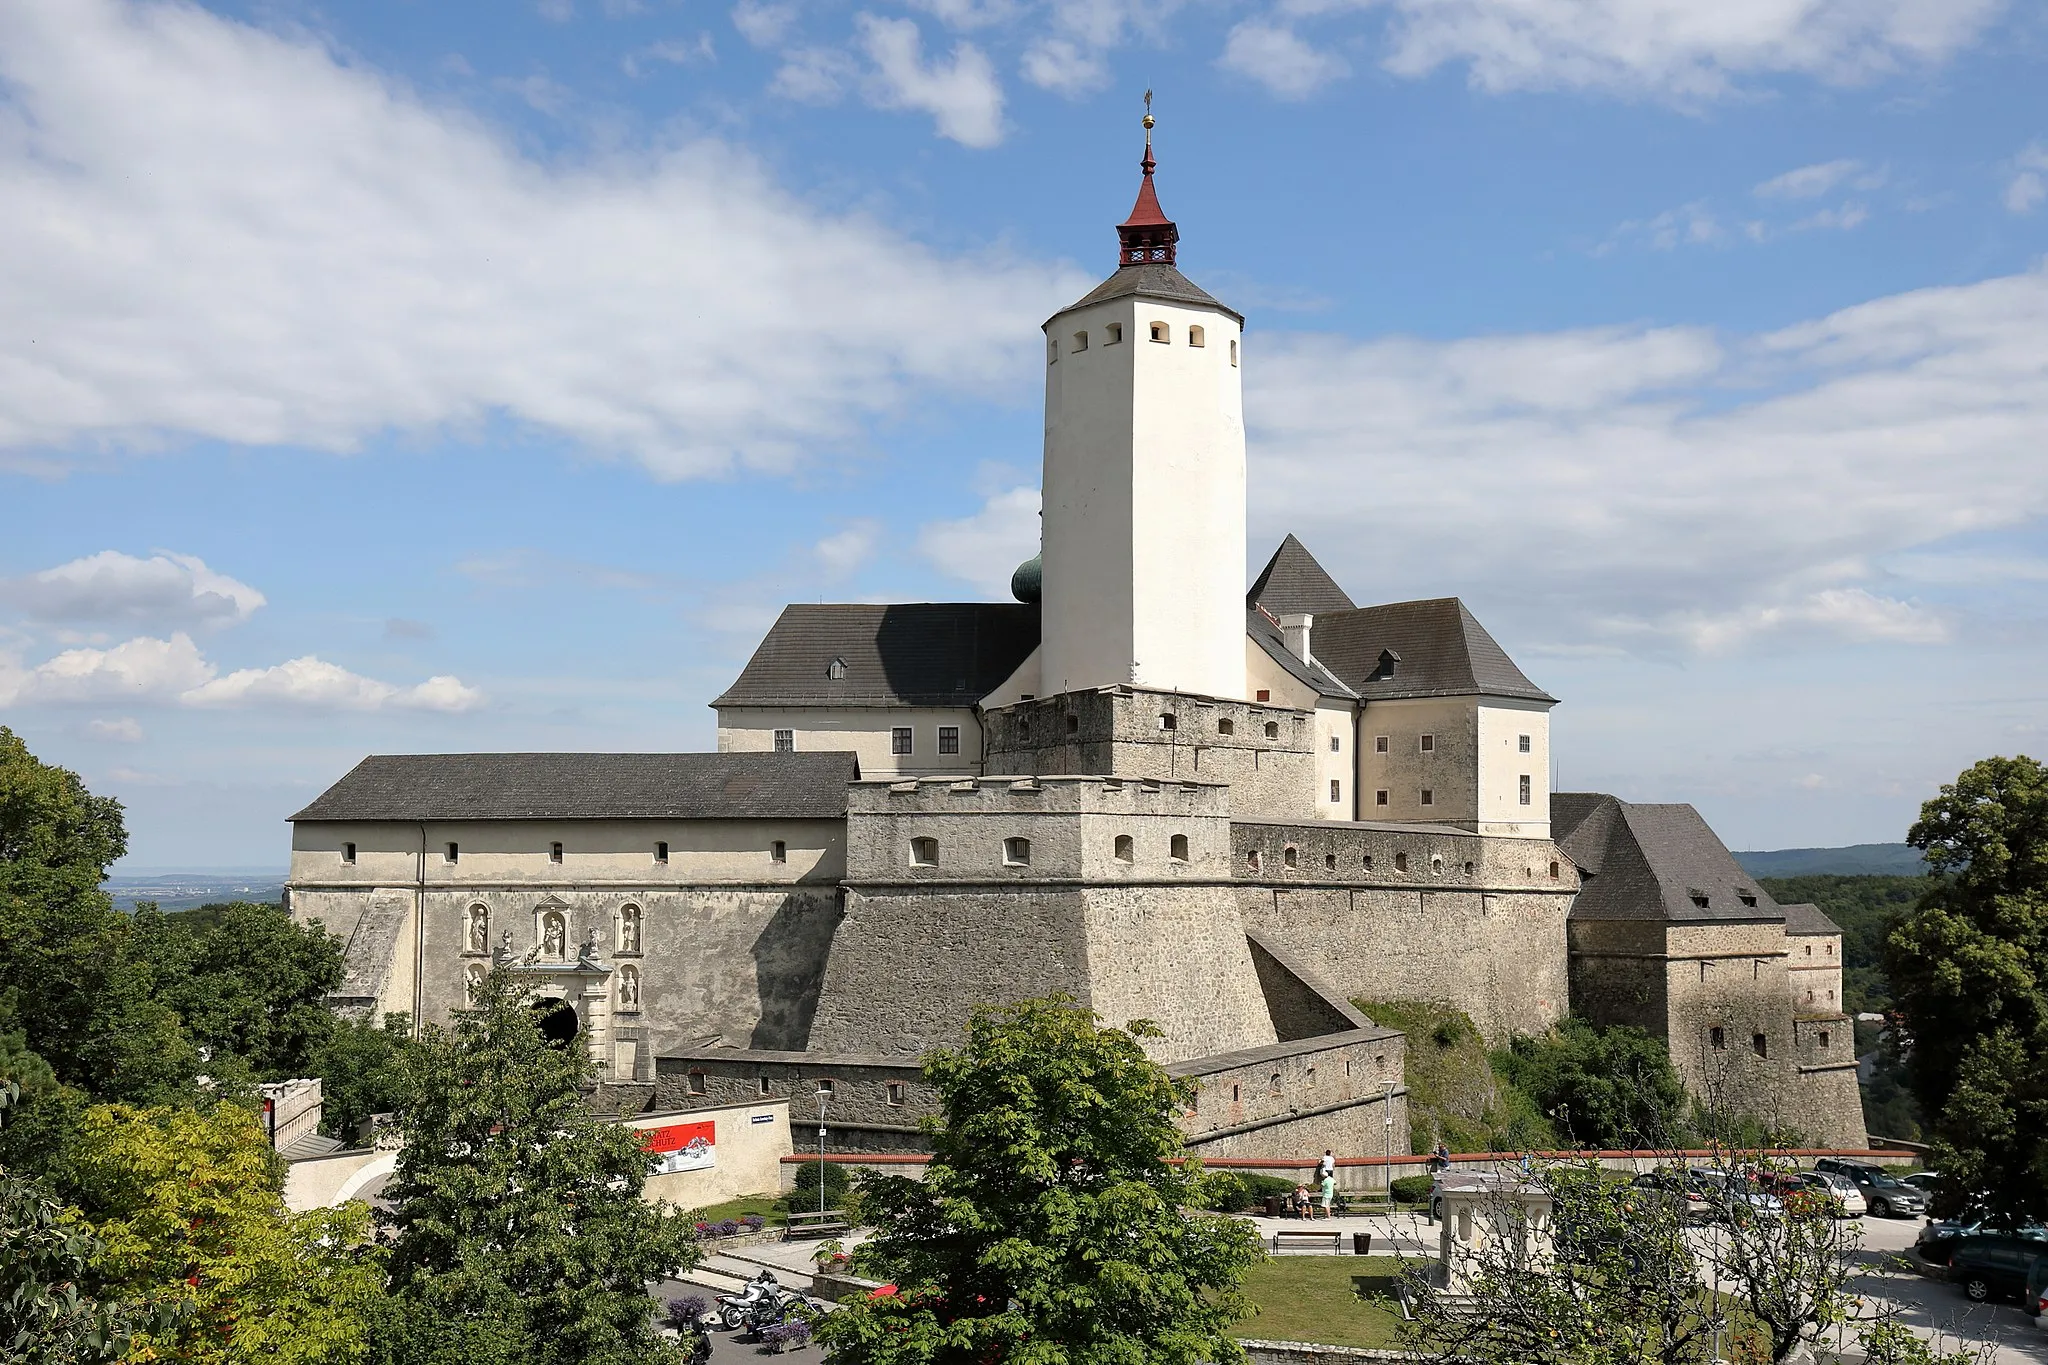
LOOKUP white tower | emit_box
[1038,110,1247,703]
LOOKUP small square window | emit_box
[1394,852,1409,873]
[891,727,913,755]
[1420,789,1434,807]
[1817,1030,1831,1049]
[1072,330,1088,351]
[1375,735,1389,753]
[1255,689,1270,702]
[445,842,460,863]
[1376,789,1389,806]
[1263,721,1279,739]
[1159,713,1176,731]
[938,726,960,755]
[771,840,787,864]
[1169,834,1189,861]
[1114,834,1135,862]
[688,1071,707,1096]
[1329,735,1340,752]
[1518,734,1531,753]
[1105,323,1123,344]
[1004,837,1032,867]
[342,842,357,865]
[1149,321,1169,343]
[1330,779,1342,803]
[1710,1026,1726,1050]
[1188,324,1206,347]
[886,1081,906,1106]
[910,837,938,867]
[655,840,669,864]
[1519,775,1531,805]
[817,1078,836,1096]
[773,728,794,753]
[1420,734,1435,753]
[549,841,563,863]
[1217,718,1235,736]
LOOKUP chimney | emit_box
[1280,612,1314,665]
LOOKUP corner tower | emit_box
[1038,107,1247,703]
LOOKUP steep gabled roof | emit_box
[1552,792,1781,924]
[1780,902,1845,937]
[290,752,859,822]
[1310,598,1555,703]
[1246,608,1356,700]
[1247,535,1358,618]
[712,603,1041,709]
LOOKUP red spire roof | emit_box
[1116,98,1178,267]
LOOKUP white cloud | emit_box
[1787,202,1870,233]
[770,46,859,101]
[1356,0,2007,98]
[0,633,213,705]
[1243,264,2048,652]
[854,15,1005,148]
[85,717,144,742]
[1220,22,1350,99]
[623,35,716,77]
[814,521,882,576]
[1753,159,1866,199]
[1597,200,1724,254]
[182,658,488,712]
[732,1,797,48]
[917,485,1040,597]
[1020,37,1105,95]
[0,551,265,628]
[0,0,1080,479]
[2007,143,2048,214]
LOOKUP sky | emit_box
[2,0,2045,869]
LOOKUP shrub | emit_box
[764,1320,814,1351]
[715,1218,741,1236]
[1390,1174,1434,1203]
[665,1294,709,1330]
[740,1213,765,1231]
[784,1159,853,1211]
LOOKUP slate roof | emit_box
[290,752,859,822]
[711,603,1040,709]
[1056,263,1244,325]
[1246,608,1357,700]
[1311,597,1556,703]
[1247,535,1358,618]
[1552,792,1781,924]
[1780,902,1845,936]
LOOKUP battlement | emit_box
[1233,819,1578,894]
[850,772,1230,816]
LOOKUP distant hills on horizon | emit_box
[1732,844,1927,878]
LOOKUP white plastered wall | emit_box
[1354,696,1480,827]
[717,706,981,778]
[1316,699,1356,819]
[1040,293,1245,703]
[1475,701,1552,837]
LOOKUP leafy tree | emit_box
[64,1102,380,1365]
[143,900,347,1084]
[373,967,698,1365]
[820,995,1265,1365]
[0,1170,137,1364]
[1886,755,2048,1222]
[1499,1017,1689,1148]
[308,1011,414,1142]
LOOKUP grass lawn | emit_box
[1231,1255,1408,1350]
[684,1194,786,1226]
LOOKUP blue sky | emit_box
[2,0,2045,868]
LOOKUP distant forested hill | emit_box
[1755,874,1930,1014]
[1734,844,1925,876]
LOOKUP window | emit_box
[1229,338,1239,366]
[910,837,938,866]
[1420,789,1434,807]
[1325,852,1338,870]
[1376,790,1389,807]
[891,727,913,755]
[1105,323,1123,344]
[1232,1084,1240,1102]
[1188,324,1206,347]
[1375,735,1389,753]
[549,841,564,864]
[1047,337,1058,363]
[887,1081,907,1106]
[342,842,356,865]
[1003,837,1032,866]
[1362,853,1374,870]
[1519,775,1532,805]
[938,726,960,755]
[1115,834,1135,862]
[1256,689,1270,702]
[1329,735,1340,752]
[1805,944,1813,957]
[1739,891,1758,907]
[1752,1033,1768,1059]
[1690,892,1710,909]
[1826,943,1834,956]
[1394,852,1409,873]
[688,1070,707,1096]
[1018,717,1031,740]
[1247,850,1262,872]
[827,657,847,680]
[1217,718,1235,736]
[1169,833,1189,861]
[1420,734,1435,753]
[1264,721,1279,739]
[1269,1073,1282,1095]
[1149,321,1169,343]
[1817,1030,1831,1049]
[774,729,794,752]
[1283,845,1298,869]
[1518,734,1531,753]
[1549,860,1561,879]
[771,840,787,864]
[1710,1026,1726,1050]
[1330,779,1342,803]
[654,840,669,864]
[1066,714,1079,735]
[817,1078,836,1096]
[445,841,460,863]
[758,1075,772,1095]
[1159,713,1176,731]
[1431,855,1444,874]
[1072,330,1088,351]
[1463,861,1474,875]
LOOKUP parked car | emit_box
[1917,1220,2048,1265]
[1948,1235,2048,1304]
[1902,1171,1941,1197]
[1629,1169,1717,1224]
[1754,1170,1862,1219]
[1691,1169,1785,1223]
[1803,1171,1867,1218]
[2027,1255,2048,1320]
[1813,1159,1928,1218]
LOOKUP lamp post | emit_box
[817,1089,830,1217]
[1382,1078,1397,1201]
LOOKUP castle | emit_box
[285,121,1866,1154]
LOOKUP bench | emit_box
[1271,1230,1343,1254]
[784,1210,852,1241]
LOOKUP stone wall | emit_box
[1170,1031,1409,1158]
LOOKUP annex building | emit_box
[286,124,1865,1153]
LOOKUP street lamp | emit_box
[816,1088,831,1218]
[1382,1079,1397,1202]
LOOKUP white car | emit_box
[1800,1171,1867,1218]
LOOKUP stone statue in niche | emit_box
[578,929,600,969]
[495,928,513,966]
[467,904,489,953]
[619,905,641,954]
[542,911,566,960]
[618,965,640,1010]
[463,962,486,1005]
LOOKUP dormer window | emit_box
[827,657,848,681]
[1738,891,1758,907]
[1690,891,1710,909]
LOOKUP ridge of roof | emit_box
[1246,534,1358,617]
[712,601,1041,710]
[1308,597,1555,703]
[1054,263,1244,325]
[1556,791,1783,925]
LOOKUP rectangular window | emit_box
[1329,735,1340,752]
[1420,734,1435,753]
[549,841,563,864]
[1330,779,1342,803]
[773,728,794,753]
[445,842,459,863]
[1519,775,1531,806]
[937,726,960,755]
[886,1081,906,1106]
[1817,1031,1830,1050]
[1104,323,1123,344]
[758,1075,771,1095]
[1752,1033,1769,1059]
[341,842,356,865]
[688,1071,707,1096]
[1710,1026,1726,1050]
[771,840,787,864]
[1255,689,1270,702]
[891,727,913,756]
[1375,735,1389,753]
[1375,789,1389,807]
[1420,789,1434,807]
[817,1078,836,1096]
[654,840,669,864]
[1518,734,1532,753]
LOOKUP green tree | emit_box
[144,900,347,1084]
[1886,754,2048,1222]
[373,968,697,1365]
[308,1011,414,1142]
[0,1169,136,1364]
[819,995,1264,1365]
[1499,1017,1689,1149]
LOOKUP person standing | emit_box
[1319,1171,1337,1219]
[1318,1149,1336,1183]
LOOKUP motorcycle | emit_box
[715,1270,783,1331]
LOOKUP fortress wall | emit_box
[1660,919,1798,1126]
[1788,1019,1868,1149]
[1787,933,1845,1015]
[1077,886,1278,1062]
[1172,1031,1406,1153]
[1567,918,1673,1035]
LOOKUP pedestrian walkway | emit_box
[1242,1209,1437,1256]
